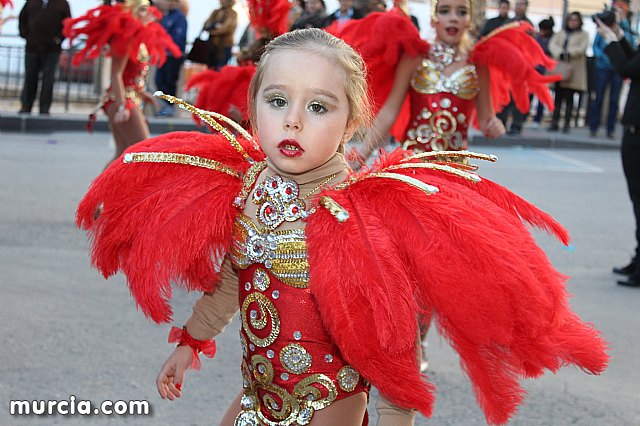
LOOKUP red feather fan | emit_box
[246,0,291,37]
[470,22,560,116]
[305,152,607,424]
[185,65,256,127]
[63,4,181,67]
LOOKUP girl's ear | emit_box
[342,119,359,144]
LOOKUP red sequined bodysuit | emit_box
[402,59,480,152]
[230,170,368,425]
[100,45,150,113]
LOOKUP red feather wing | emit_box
[470,22,560,118]
[307,151,608,424]
[76,131,263,323]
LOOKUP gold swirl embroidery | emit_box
[293,374,338,411]
[241,293,280,347]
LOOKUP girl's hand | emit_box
[156,346,193,401]
[113,106,131,124]
[481,116,505,139]
[142,91,159,107]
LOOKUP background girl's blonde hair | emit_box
[248,28,373,140]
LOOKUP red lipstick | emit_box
[278,139,304,157]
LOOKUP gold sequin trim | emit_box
[241,292,280,347]
[293,374,338,411]
[366,172,440,195]
[122,152,241,178]
[236,161,268,208]
[318,196,350,223]
[411,59,479,100]
[253,268,271,291]
[154,92,256,163]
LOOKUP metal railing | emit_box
[0,34,103,111]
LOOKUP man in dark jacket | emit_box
[598,17,640,287]
[18,0,71,115]
[479,0,511,37]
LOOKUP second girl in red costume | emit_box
[63,0,181,166]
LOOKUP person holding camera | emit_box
[204,0,237,70]
[596,12,640,287]
[589,2,633,139]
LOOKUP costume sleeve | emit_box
[605,39,640,79]
[185,258,239,340]
[470,22,560,114]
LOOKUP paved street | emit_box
[0,131,638,425]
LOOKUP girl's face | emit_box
[255,50,356,174]
[431,0,471,46]
[136,6,150,22]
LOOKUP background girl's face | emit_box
[255,49,355,174]
[567,14,580,30]
[431,0,470,46]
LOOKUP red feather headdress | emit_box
[246,0,291,37]
[62,3,181,67]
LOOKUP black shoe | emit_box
[507,128,521,136]
[562,126,570,134]
[548,125,559,132]
[18,109,30,114]
[607,132,615,139]
[613,261,636,276]
[617,276,640,287]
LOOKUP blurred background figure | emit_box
[530,16,555,129]
[480,0,510,37]
[155,0,187,117]
[589,0,634,139]
[18,0,71,115]
[204,0,237,70]
[322,0,364,30]
[548,11,589,133]
[290,0,327,30]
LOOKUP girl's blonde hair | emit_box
[248,28,373,140]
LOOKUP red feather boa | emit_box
[247,0,290,36]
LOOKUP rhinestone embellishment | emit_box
[280,343,312,374]
[337,366,360,392]
[252,269,270,291]
[254,175,306,230]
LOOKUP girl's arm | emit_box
[156,258,239,400]
[475,65,505,139]
[110,54,130,123]
[363,54,419,158]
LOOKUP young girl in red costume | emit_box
[77,28,607,425]
[63,0,181,166]
[337,0,557,161]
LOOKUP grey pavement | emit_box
[1,129,638,425]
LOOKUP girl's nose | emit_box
[284,110,302,131]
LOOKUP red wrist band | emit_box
[168,326,217,370]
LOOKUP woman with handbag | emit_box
[203,0,238,70]
[548,11,589,133]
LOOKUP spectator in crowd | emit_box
[513,0,532,26]
[530,17,555,129]
[155,0,187,117]
[589,1,634,138]
[596,13,640,286]
[18,0,71,115]
[479,0,510,37]
[548,11,589,133]
[322,0,364,30]
[290,0,327,30]
[204,0,237,70]
[369,0,386,13]
[288,0,305,29]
